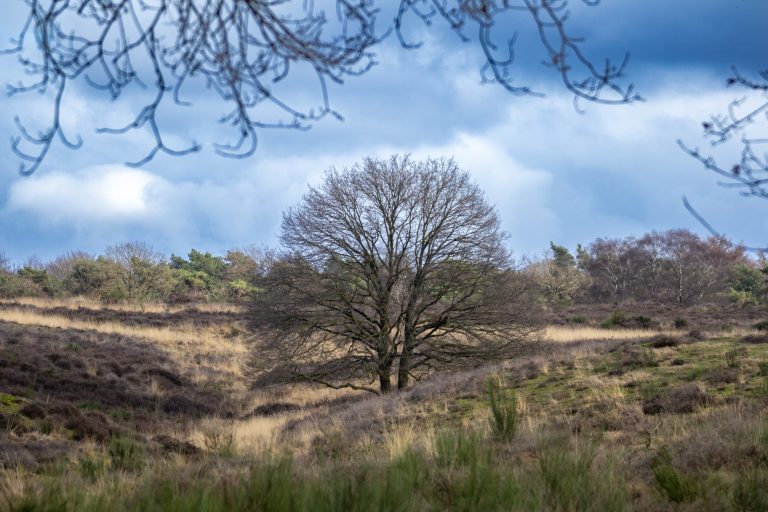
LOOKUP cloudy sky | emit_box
[0,0,766,264]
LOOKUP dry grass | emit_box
[0,307,247,379]
[0,296,242,314]
[545,325,685,343]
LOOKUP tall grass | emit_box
[4,433,633,512]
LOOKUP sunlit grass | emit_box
[545,326,684,342]
[0,307,247,378]
[0,296,242,314]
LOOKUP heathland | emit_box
[1,297,767,511]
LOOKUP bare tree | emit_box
[45,250,94,280]
[659,230,745,305]
[584,237,640,302]
[248,155,540,394]
[581,229,747,305]
[0,252,12,273]
[104,241,163,268]
[3,0,640,175]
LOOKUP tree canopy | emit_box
[248,155,540,394]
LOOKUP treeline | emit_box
[527,229,765,306]
[0,242,265,304]
[1,229,764,306]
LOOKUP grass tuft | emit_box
[487,377,521,442]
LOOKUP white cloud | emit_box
[6,165,161,223]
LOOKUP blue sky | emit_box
[1,0,767,263]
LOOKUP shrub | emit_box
[651,447,698,503]
[600,311,627,329]
[758,361,768,377]
[570,315,587,324]
[649,335,680,348]
[703,367,739,384]
[108,436,145,471]
[487,377,521,442]
[686,366,705,381]
[642,384,712,415]
[742,334,768,345]
[633,315,652,328]
[753,320,768,331]
[729,289,759,306]
[674,317,689,329]
[618,347,658,371]
[202,425,238,457]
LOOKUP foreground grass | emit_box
[3,430,631,512]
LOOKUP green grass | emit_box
[487,377,521,442]
[5,432,635,512]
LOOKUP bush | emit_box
[108,436,145,471]
[742,334,768,344]
[642,384,712,415]
[633,315,652,328]
[649,335,680,349]
[487,377,521,442]
[569,315,587,324]
[674,317,689,329]
[753,320,768,331]
[729,288,759,306]
[600,311,627,329]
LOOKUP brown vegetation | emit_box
[1,298,768,510]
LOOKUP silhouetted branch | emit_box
[679,67,768,249]
[5,0,639,173]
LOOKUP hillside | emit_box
[1,299,767,511]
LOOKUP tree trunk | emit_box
[379,370,392,393]
[397,342,413,390]
[397,307,416,390]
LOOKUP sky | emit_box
[0,0,767,264]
